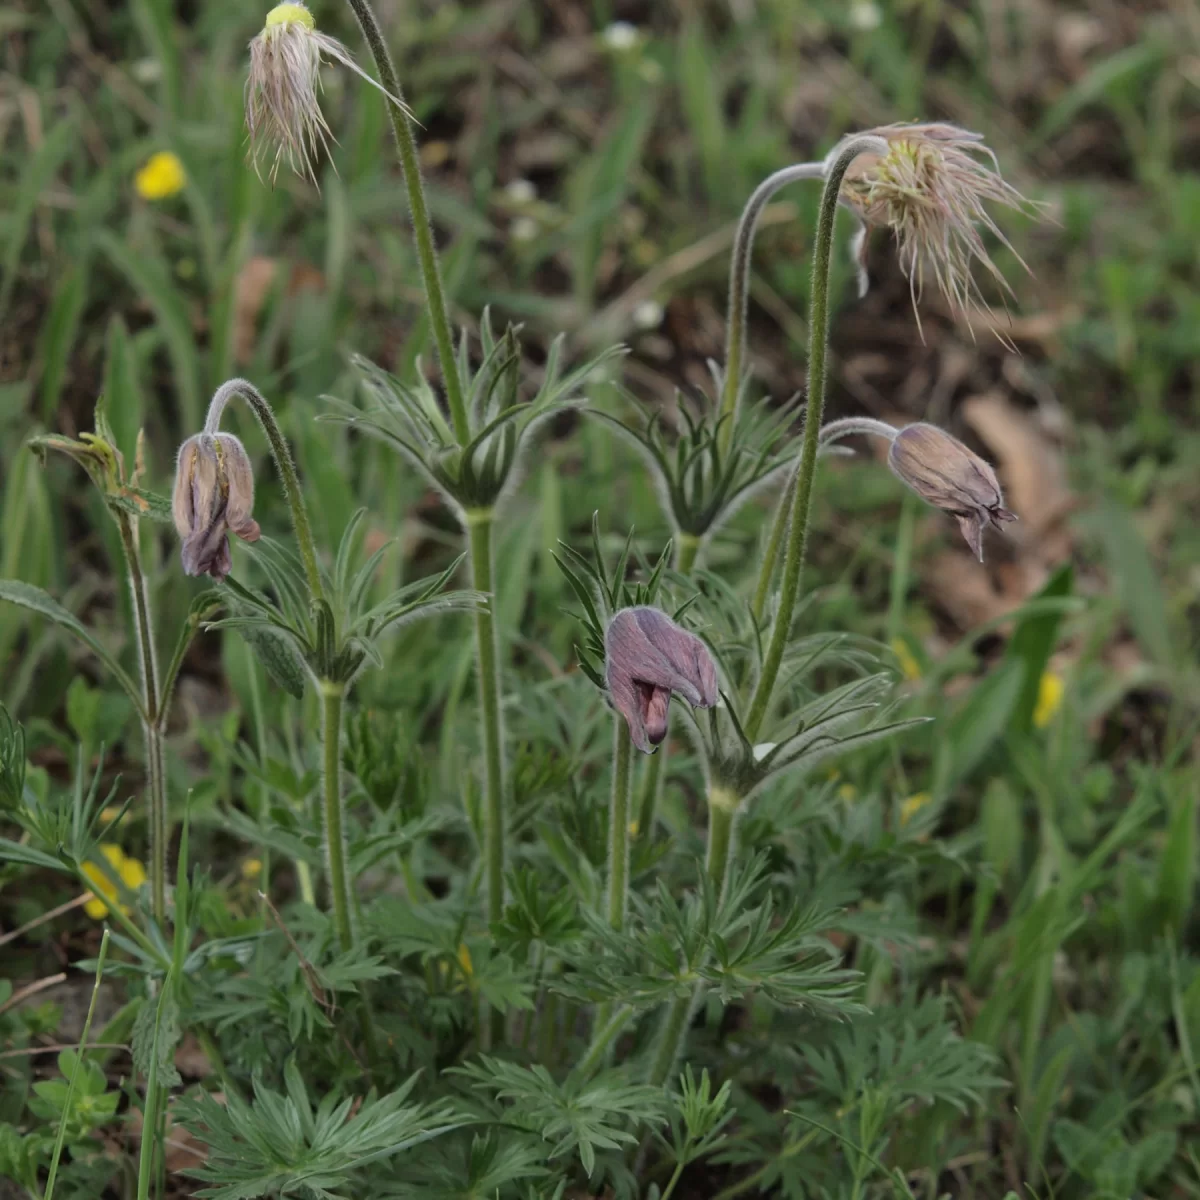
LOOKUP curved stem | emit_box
[744,137,887,741]
[320,681,354,952]
[341,0,469,445]
[116,514,166,925]
[467,509,505,1047]
[751,417,898,623]
[817,416,899,446]
[205,379,324,603]
[645,785,741,1087]
[718,162,825,451]
[606,719,634,931]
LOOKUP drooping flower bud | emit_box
[605,607,718,753]
[887,422,1015,561]
[245,2,412,182]
[173,434,261,581]
[831,122,1037,334]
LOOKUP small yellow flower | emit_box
[627,819,639,837]
[900,792,933,826]
[81,844,147,919]
[241,858,263,880]
[1033,672,1064,729]
[838,783,858,804]
[134,152,186,201]
[99,807,121,824]
[456,943,474,979]
[890,638,922,682]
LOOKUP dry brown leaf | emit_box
[233,256,325,365]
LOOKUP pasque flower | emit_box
[172,433,260,581]
[888,422,1016,561]
[832,122,1036,331]
[605,607,718,753]
[246,1,411,181]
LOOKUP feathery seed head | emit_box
[832,123,1038,335]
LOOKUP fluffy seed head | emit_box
[887,422,1016,561]
[245,2,412,183]
[605,607,718,753]
[833,123,1038,337]
[173,433,261,581]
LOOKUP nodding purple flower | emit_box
[605,606,718,753]
[888,422,1016,561]
[172,433,261,581]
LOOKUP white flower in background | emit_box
[602,21,640,51]
[504,178,537,205]
[633,299,665,330]
[510,216,539,243]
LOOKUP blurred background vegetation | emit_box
[2,0,1199,1195]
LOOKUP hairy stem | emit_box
[320,681,354,953]
[718,162,825,453]
[646,785,741,1087]
[341,0,469,445]
[576,1005,635,1079]
[467,510,505,1046]
[116,514,166,925]
[204,379,324,603]
[606,719,634,931]
[752,417,898,622]
[744,137,887,741]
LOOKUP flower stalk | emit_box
[645,785,741,1087]
[606,719,634,931]
[745,136,887,741]
[718,162,825,452]
[320,681,354,952]
[114,512,167,925]
[340,0,468,443]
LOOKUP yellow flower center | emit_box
[134,152,186,201]
[265,3,315,28]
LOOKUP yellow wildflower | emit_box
[838,783,858,804]
[627,819,639,837]
[134,152,186,201]
[1033,672,1064,729]
[890,638,922,682]
[81,844,147,919]
[241,858,263,880]
[456,943,474,979]
[99,806,121,824]
[900,792,933,826]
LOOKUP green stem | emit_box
[116,514,166,925]
[744,137,885,742]
[320,681,354,952]
[467,510,505,1046]
[718,161,824,454]
[646,785,741,1086]
[341,0,469,445]
[44,929,109,1200]
[606,719,634,930]
[751,479,790,625]
[635,752,664,842]
[204,379,324,603]
[576,1005,634,1079]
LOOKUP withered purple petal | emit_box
[888,422,1017,561]
[605,606,718,753]
[172,433,258,581]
